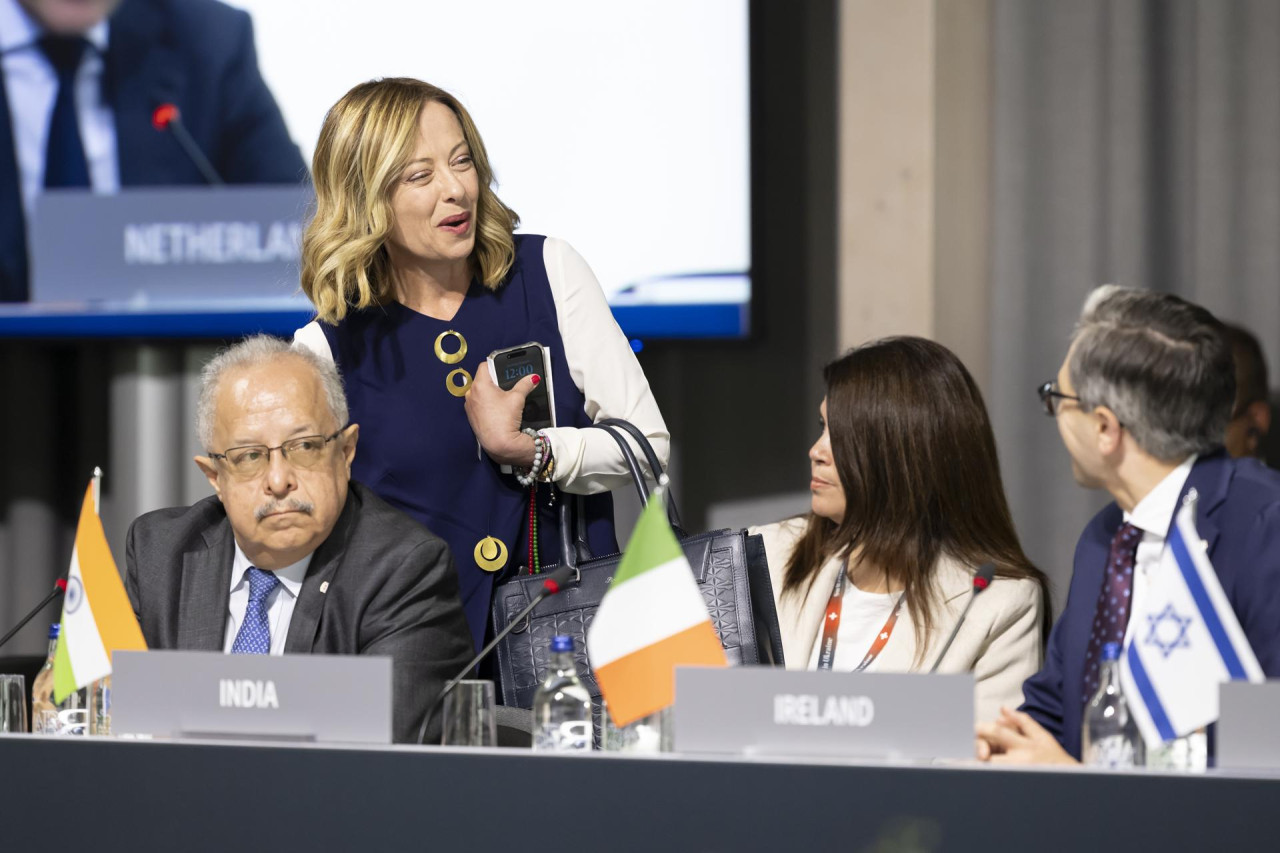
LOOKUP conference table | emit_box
[1,735,1275,851]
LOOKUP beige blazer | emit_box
[751,518,1045,725]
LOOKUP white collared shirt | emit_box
[223,543,313,656]
[1121,454,1198,645]
[0,0,120,226]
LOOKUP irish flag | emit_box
[587,488,726,727]
[52,476,147,702]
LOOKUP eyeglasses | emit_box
[1037,381,1081,417]
[209,428,347,478]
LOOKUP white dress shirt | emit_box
[293,236,671,494]
[0,0,120,225]
[1122,454,1198,646]
[222,543,313,656]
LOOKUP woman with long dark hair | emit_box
[753,337,1049,722]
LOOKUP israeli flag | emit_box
[1119,491,1264,748]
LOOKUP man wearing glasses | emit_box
[977,285,1280,764]
[124,335,472,744]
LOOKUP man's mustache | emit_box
[255,498,315,521]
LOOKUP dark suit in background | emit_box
[0,0,308,301]
[1021,452,1280,758]
[124,481,474,745]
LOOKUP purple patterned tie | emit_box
[1081,522,1142,706]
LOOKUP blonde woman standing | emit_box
[293,78,668,651]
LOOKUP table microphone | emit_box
[928,563,996,673]
[151,104,224,185]
[416,563,575,746]
[0,579,67,652]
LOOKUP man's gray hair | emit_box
[196,335,349,451]
[1068,285,1234,461]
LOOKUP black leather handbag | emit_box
[489,419,784,710]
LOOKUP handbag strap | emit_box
[585,422,652,506]
[595,418,683,530]
[557,420,679,569]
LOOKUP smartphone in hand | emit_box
[487,342,556,431]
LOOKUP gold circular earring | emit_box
[434,330,467,365]
[445,368,472,397]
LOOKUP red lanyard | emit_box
[815,563,905,672]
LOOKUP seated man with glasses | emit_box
[124,335,472,743]
[977,285,1280,764]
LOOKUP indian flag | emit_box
[587,487,726,727]
[52,477,147,702]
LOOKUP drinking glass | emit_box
[441,679,497,747]
[599,699,672,753]
[0,674,27,733]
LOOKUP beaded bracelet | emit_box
[535,430,557,483]
[537,449,556,483]
[515,428,548,486]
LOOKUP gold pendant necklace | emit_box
[474,535,508,572]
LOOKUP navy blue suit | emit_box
[0,0,307,301]
[1022,451,1280,758]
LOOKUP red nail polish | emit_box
[531,375,541,386]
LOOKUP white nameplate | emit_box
[112,650,391,744]
[1217,681,1280,769]
[674,667,974,760]
[31,187,311,305]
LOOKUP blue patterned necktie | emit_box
[1081,522,1142,705]
[231,567,280,655]
[38,35,92,188]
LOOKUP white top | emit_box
[0,0,120,225]
[805,581,900,671]
[293,236,670,494]
[1122,454,1198,646]
[222,543,313,656]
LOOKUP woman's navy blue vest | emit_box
[321,235,617,650]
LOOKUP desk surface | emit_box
[2,735,1275,852]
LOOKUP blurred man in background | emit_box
[1222,323,1272,462]
[0,0,307,301]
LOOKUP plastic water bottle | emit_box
[30,623,59,732]
[30,623,87,735]
[532,635,592,752]
[1082,642,1144,768]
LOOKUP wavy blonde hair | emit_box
[300,78,520,324]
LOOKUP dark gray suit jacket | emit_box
[124,481,473,744]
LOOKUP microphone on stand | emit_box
[0,579,67,652]
[928,563,996,674]
[417,564,575,746]
[151,104,224,185]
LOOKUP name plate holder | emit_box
[112,650,392,745]
[673,667,974,761]
[1217,681,1280,770]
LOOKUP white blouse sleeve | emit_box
[292,320,334,363]
[541,237,670,494]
